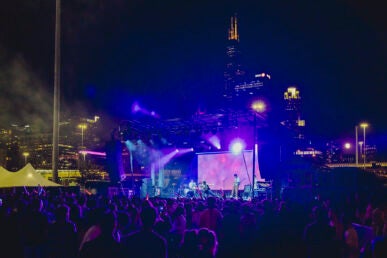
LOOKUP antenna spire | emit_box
[228,14,239,42]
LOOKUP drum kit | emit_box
[177,181,208,198]
[182,181,222,199]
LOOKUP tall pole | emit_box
[363,126,366,166]
[81,127,84,147]
[355,126,358,166]
[52,0,61,183]
[251,113,256,198]
[251,100,265,199]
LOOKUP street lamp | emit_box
[358,141,364,166]
[22,152,30,165]
[78,124,87,148]
[360,123,368,166]
[343,143,352,163]
[355,126,358,165]
[251,100,266,198]
[252,101,266,113]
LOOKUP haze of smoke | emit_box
[0,52,52,133]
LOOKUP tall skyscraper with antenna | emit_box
[224,14,245,100]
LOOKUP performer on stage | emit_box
[201,181,216,199]
[231,173,240,199]
[187,179,198,198]
[188,179,197,190]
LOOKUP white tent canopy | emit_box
[0,163,60,187]
[0,166,12,181]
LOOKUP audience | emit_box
[0,184,386,258]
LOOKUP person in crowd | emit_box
[47,204,78,258]
[371,213,387,258]
[78,208,103,251]
[303,205,341,258]
[18,197,50,258]
[168,204,187,258]
[199,197,223,235]
[184,201,194,229]
[197,227,218,258]
[191,201,206,229]
[121,205,168,258]
[217,200,241,258]
[328,207,345,241]
[0,194,24,258]
[255,199,280,258]
[78,211,121,258]
[342,214,359,258]
[179,229,199,258]
[371,208,385,238]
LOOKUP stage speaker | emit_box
[242,184,251,199]
[105,137,124,186]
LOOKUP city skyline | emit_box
[0,0,386,145]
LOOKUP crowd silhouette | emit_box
[0,185,386,258]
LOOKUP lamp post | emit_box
[355,126,358,166]
[78,124,87,148]
[251,100,266,199]
[22,152,30,165]
[360,123,368,166]
[358,141,363,166]
[52,0,61,183]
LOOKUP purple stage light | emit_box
[229,138,245,155]
[150,110,160,118]
[175,148,194,155]
[124,140,136,151]
[208,135,221,150]
[158,149,179,167]
[131,102,141,113]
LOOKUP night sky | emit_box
[0,0,386,145]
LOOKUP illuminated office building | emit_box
[283,86,305,139]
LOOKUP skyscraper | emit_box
[283,86,305,139]
[224,14,245,100]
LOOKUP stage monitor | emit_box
[197,151,255,190]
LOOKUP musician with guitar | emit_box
[201,181,217,199]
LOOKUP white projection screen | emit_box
[197,150,260,190]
